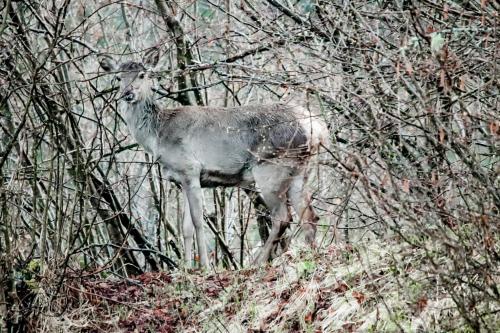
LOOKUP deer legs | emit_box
[253,164,293,264]
[179,166,317,267]
[182,180,209,268]
[182,193,195,266]
[253,165,318,264]
[254,197,289,264]
[288,174,319,246]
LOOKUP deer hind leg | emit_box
[252,164,293,264]
[288,172,319,246]
[244,188,291,258]
[270,205,293,259]
[182,192,195,266]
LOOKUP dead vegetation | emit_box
[29,238,498,332]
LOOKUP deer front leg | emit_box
[182,193,195,266]
[183,179,209,268]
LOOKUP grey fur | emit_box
[101,57,329,267]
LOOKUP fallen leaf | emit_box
[380,172,389,188]
[352,291,366,304]
[426,25,436,34]
[402,179,410,193]
[459,76,466,90]
[262,269,278,282]
[489,121,499,136]
[416,296,428,312]
[439,128,446,144]
[484,235,494,249]
[333,281,349,293]
[405,62,413,75]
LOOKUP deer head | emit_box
[99,48,160,104]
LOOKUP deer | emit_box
[99,48,329,268]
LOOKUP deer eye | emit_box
[138,73,145,79]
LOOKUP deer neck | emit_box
[121,98,159,152]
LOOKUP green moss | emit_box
[297,260,316,278]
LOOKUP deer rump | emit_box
[151,104,325,188]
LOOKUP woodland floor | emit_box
[33,239,497,333]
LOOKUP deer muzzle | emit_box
[121,90,135,103]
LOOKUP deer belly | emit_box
[200,168,253,188]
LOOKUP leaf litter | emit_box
[35,240,498,332]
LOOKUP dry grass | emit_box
[32,238,498,332]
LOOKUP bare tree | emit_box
[0,0,498,331]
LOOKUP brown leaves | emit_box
[425,25,437,34]
[203,272,232,298]
[439,127,446,144]
[439,69,451,92]
[483,235,495,250]
[459,75,466,91]
[402,179,410,193]
[118,307,176,333]
[333,281,349,294]
[352,291,366,304]
[135,272,172,285]
[416,296,428,313]
[405,62,414,76]
[436,197,446,209]
[71,270,244,332]
[262,267,278,283]
[73,272,179,333]
[443,4,449,20]
[489,121,499,136]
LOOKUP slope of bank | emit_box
[35,239,498,332]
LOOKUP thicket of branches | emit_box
[0,0,498,331]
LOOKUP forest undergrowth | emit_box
[29,237,498,333]
[1,1,498,332]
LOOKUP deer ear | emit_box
[143,47,160,69]
[99,55,117,72]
